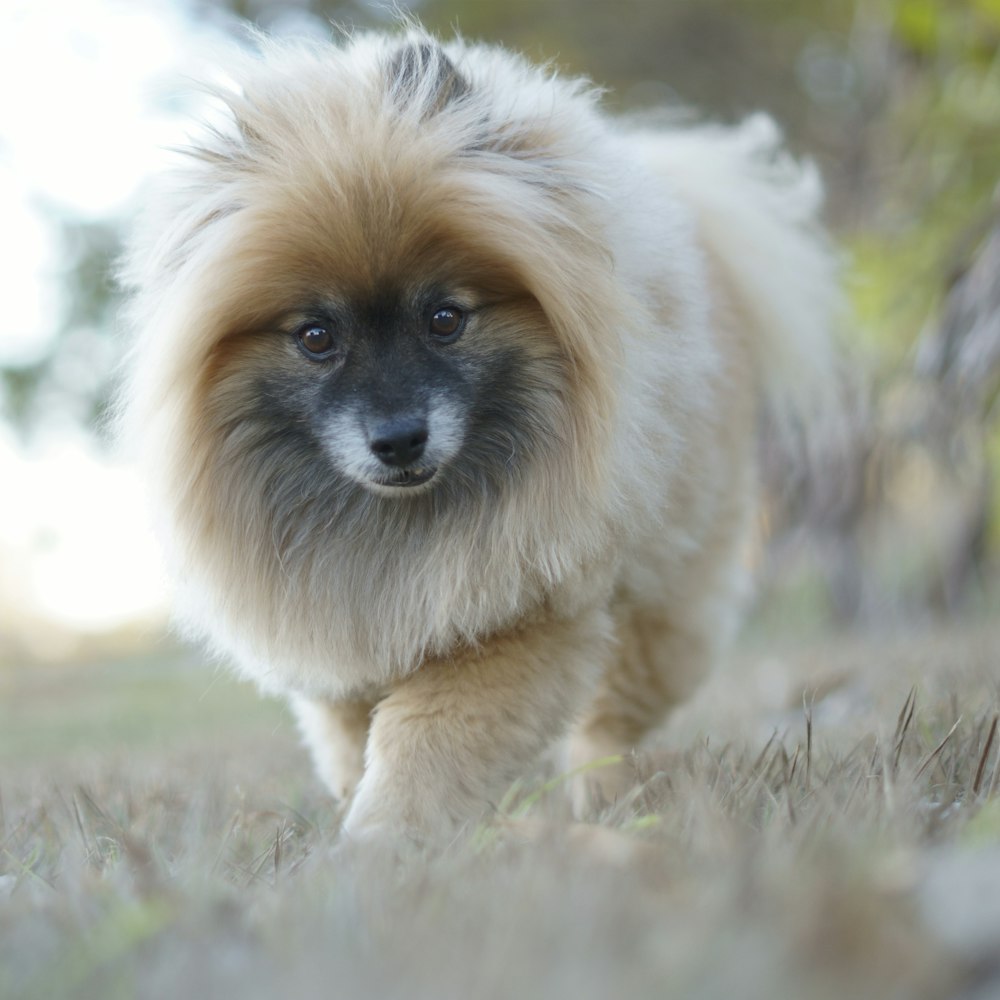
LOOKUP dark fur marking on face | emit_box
[443,344,561,493]
[234,337,552,518]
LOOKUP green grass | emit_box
[2,622,1000,1000]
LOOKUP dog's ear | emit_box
[386,40,468,117]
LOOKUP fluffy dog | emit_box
[119,30,839,841]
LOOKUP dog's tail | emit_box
[650,113,844,437]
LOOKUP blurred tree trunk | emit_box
[914,206,1000,611]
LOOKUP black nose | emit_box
[369,416,429,467]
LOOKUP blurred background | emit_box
[1,0,998,752]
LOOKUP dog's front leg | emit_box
[341,607,613,844]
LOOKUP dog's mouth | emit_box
[370,466,439,490]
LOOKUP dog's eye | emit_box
[428,306,466,342]
[295,324,337,360]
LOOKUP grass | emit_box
[0,642,285,764]
[2,619,1000,999]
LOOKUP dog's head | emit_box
[122,33,626,525]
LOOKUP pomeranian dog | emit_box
[119,29,839,842]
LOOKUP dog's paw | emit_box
[338,774,397,844]
[339,765,478,848]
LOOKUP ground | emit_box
[2,611,1000,1000]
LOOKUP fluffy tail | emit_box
[649,113,843,435]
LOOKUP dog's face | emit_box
[226,273,557,502]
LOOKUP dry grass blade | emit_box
[892,686,917,776]
[0,809,32,857]
[915,717,963,779]
[211,812,243,876]
[75,785,119,831]
[1,846,57,890]
[972,714,998,797]
[732,730,780,798]
[841,764,866,814]
[787,744,800,787]
[751,730,779,775]
[70,794,92,858]
[803,693,813,790]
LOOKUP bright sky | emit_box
[0,0,210,361]
[0,0,226,642]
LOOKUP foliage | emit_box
[1,216,121,434]
[846,0,1000,369]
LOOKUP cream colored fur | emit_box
[119,30,840,842]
